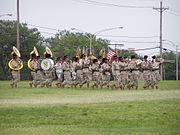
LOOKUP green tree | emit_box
[46,31,109,59]
[163,51,180,80]
[0,20,45,80]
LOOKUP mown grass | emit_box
[0,81,180,135]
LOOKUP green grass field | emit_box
[0,81,180,135]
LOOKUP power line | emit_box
[98,34,159,39]
[164,0,180,8]
[166,11,180,17]
[71,0,153,9]
[134,47,159,51]
[170,7,180,13]
[111,40,159,44]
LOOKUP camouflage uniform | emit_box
[112,61,120,88]
[82,58,91,88]
[44,59,54,88]
[100,62,111,88]
[119,61,128,89]
[30,59,38,87]
[128,60,139,89]
[71,61,76,81]
[74,61,83,88]
[151,61,161,89]
[36,59,45,87]
[62,61,72,88]
[91,62,100,88]
[11,59,20,88]
[141,60,152,89]
[54,62,63,88]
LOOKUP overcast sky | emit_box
[1,0,180,57]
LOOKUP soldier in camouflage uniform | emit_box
[36,56,45,87]
[10,54,21,88]
[73,57,83,88]
[81,54,91,88]
[62,56,72,88]
[141,55,152,89]
[100,58,111,89]
[111,56,120,89]
[91,59,100,89]
[44,54,54,88]
[29,54,38,88]
[119,56,128,90]
[150,56,162,89]
[128,55,139,89]
[55,57,63,88]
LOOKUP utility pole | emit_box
[17,0,20,50]
[176,45,179,80]
[153,1,169,80]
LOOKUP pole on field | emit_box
[176,45,179,80]
[17,0,20,50]
[153,1,169,80]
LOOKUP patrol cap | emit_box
[45,53,51,58]
[131,55,136,59]
[63,55,68,60]
[98,56,102,59]
[81,54,85,59]
[144,55,148,59]
[56,57,61,61]
[113,55,118,59]
[102,58,108,62]
[75,57,79,62]
[31,53,36,58]
[152,55,156,59]
[93,59,98,63]
[118,56,123,61]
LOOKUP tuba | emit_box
[28,47,39,71]
[41,47,54,71]
[8,46,23,71]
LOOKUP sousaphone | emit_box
[28,46,39,71]
[8,46,23,71]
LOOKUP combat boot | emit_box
[29,82,33,88]
[10,83,14,88]
[87,83,90,88]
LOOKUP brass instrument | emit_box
[44,47,52,57]
[28,47,39,71]
[8,46,23,71]
[41,47,54,71]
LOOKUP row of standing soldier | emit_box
[9,46,163,89]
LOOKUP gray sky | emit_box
[1,0,180,57]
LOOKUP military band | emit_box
[8,46,164,89]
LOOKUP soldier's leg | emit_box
[12,71,20,88]
[133,72,139,89]
[33,72,38,87]
[11,71,17,88]
[143,72,149,89]
[155,71,161,89]
[127,73,133,89]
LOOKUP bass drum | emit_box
[41,58,54,71]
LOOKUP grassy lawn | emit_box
[0,81,180,135]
